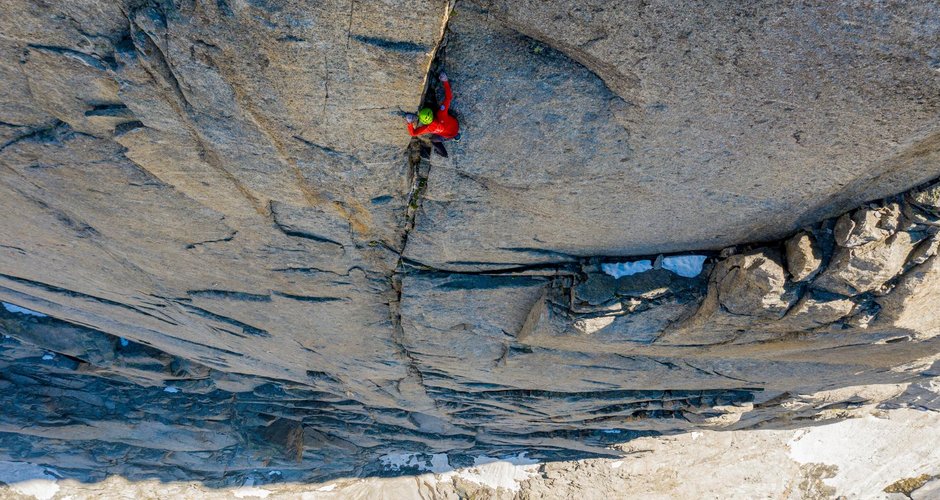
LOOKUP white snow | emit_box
[233,477,272,498]
[2,302,46,317]
[41,353,54,361]
[472,452,539,467]
[315,483,337,492]
[601,260,652,278]
[661,255,707,278]
[377,452,540,493]
[787,409,940,497]
[457,453,540,491]
[0,461,60,500]
[602,255,707,279]
[163,386,180,393]
[233,486,272,498]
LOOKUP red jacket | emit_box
[408,81,459,139]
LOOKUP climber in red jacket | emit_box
[405,72,459,157]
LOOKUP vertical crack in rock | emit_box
[383,2,456,412]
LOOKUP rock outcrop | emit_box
[1,0,939,488]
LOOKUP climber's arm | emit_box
[441,80,453,112]
[408,122,429,136]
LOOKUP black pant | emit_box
[429,135,448,158]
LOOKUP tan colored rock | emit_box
[903,201,940,226]
[909,233,940,267]
[908,181,940,212]
[814,232,916,296]
[22,46,125,137]
[780,294,856,330]
[3,0,940,485]
[833,204,901,248]
[716,250,799,319]
[785,231,823,282]
[876,255,940,339]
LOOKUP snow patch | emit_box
[602,255,707,279]
[0,461,60,500]
[455,453,540,491]
[471,452,539,467]
[41,353,54,361]
[233,477,272,498]
[163,386,180,393]
[787,409,940,496]
[601,260,652,278]
[315,484,337,492]
[233,486,271,498]
[2,302,46,317]
[377,452,540,493]
[661,255,707,278]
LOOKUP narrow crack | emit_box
[382,1,458,410]
[0,120,67,154]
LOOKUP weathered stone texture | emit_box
[1,0,940,487]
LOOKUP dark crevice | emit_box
[270,203,345,247]
[350,35,430,53]
[0,273,158,321]
[272,292,346,303]
[26,44,110,70]
[174,302,271,338]
[0,244,28,255]
[380,1,457,410]
[185,231,237,249]
[0,120,68,154]
[272,225,344,248]
[187,290,272,302]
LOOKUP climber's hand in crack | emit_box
[404,113,417,124]
[439,71,448,82]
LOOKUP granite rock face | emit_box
[405,0,940,269]
[1,0,940,487]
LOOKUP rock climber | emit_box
[405,72,459,157]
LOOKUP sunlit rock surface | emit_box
[1,0,939,488]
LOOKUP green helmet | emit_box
[418,108,434,125]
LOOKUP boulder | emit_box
[574,272,618,305]
[814,232,916,296]
[779,294,856,330]
[785,231,823,282]
[716,250,799,320]
[833,204,900,248]
[615,268,682,299]
[908,181,940,213]
[909,233,940,267]
[876,256,940,339]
